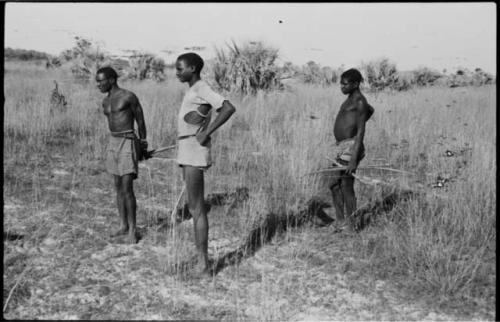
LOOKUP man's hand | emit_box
[196,131,211,146]
[346,160,357,175]
[140,140,148,160]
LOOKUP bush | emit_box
[4,47,51,61]
[471,68,495,85]
[392,71,416,91]
[58,37,166,83]
[211,40,282,94]
[60,37,113,82]
[45,57,62,69]
[412,67,443,87]
[300,61,338,86]
[281,61,301,79]
[360,57,400,91]
[123,51,166,82]
[436,68,493,88]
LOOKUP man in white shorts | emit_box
[175,52,236,276]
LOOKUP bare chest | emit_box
[337,100,358,120]
[103,96,129,116]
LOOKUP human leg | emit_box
[121,174,138,243]
[183,166,209,274]
[110,175,129,237]
[341,150,364,224]
[341,175,356,230]
[329,175,345,222]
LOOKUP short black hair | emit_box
[341,68,364,83]
[177,52,204,75]
[96,66,118,80]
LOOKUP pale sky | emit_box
[4,2,497,74]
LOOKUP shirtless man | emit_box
[96,67,148,244]
[175,53,236,275]
[330,68,374,231]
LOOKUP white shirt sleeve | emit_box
[197,82,226,112]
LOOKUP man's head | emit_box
[96,66,118,93]
[340,68,363,94]
[175,52,204,82]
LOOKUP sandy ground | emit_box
[3,155,495,320]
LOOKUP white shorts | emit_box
[176,136,212,169]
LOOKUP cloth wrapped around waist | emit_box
[110,130,143,161]
[333,138,365,163]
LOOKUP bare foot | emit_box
[193,264,211,278]
[334,219,354,233]
[127,231,139,244]
[110,227,129,237]
[191,257,211,278]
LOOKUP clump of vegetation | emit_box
[211,40,282,94]
[300,61,339,86]
[280,61,301,79]
[123,51,166,82]
[4,47,52,61]
[45,57,62,69]
[358,58,449,91]
[392,71,416,91]
[57,37,166,83]
[59,37,113,82]
[412,67,443,87]
[359,57,401,91]
[446,67,495,87]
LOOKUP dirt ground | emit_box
[3,153,495,320]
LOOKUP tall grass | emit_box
[362,86,496,298]
[212,41,282,94]
[4,60,495,303]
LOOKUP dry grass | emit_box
[3,60,495,320]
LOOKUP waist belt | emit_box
[178,134,197,140]
[111,130,137,139]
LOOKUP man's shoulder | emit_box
[355,93,374,118]
[193,79,207,89]
[353,93,371,108]
[195,80,219,93]
[119,89,139,101]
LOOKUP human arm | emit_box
[129,94,148,154]
[183,104,212,125]
[346,100,369,175]
[196,100,236,146]
[129,94,147,140]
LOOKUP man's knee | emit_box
[120,175,135,196]
[329,179,342,192]
[187,200,206,217]
[341,177,355,193]
[114,176,123,190]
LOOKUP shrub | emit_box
[300,61,338,86]
[392,71,416,91]
[445,68,495,88]
[60,37,113,82]
[45,57,62,69]
[123,51,166,82]
[58,37,166,83]
[4,47,51,61]
[412,67,443,87]
[281,61,301,79]
[471,68,495,86]
[211,40,282,94]
[360,57,400,91]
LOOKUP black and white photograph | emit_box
[3,2,496,320]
